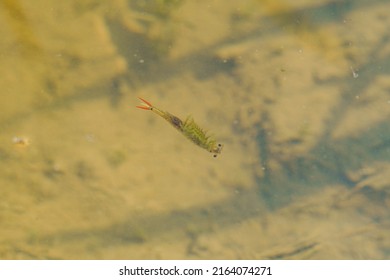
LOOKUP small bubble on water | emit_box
[350,66,359,78]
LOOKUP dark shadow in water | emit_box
[25,188,263,257]
[257,34,390,209]
[0,0,384,125]
[107,0,357,83]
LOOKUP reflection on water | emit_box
[0,0,389,259]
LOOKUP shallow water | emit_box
[0,0,389,259]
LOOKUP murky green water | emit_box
[0,0,389,259]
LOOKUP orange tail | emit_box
[136,97,153,110]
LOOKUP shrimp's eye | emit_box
[211,143,223,155]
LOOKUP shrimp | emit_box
[136,97,223,157]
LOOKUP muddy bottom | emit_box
[0,0,389,259]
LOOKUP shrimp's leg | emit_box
[136,97,153,110]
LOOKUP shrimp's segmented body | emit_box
[137,97,223,157]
